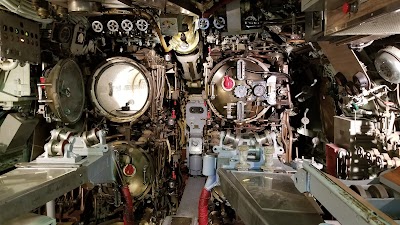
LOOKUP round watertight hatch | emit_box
[90,57,152,123]
[46,58,85,124]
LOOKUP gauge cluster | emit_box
[2,0,400,225]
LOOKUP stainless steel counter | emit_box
[217,169,324,225]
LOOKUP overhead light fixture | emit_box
[374,46,400,83]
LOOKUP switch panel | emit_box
[0,10,40,63]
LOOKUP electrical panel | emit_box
[0,10,40,63]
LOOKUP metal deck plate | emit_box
[176,176,206,218]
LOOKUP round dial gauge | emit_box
[253,85,266,97]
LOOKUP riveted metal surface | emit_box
[0,10,41,63]
[207,56,270,123]
[46,59,85,124]
[111,141,154,200]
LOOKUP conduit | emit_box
[199,175,219,225]
[198,188,211,225]
[122,185,134,225]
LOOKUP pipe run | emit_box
[122,185,134,225]
[46,200,56,219]
[198,188,210,225]
[198,175,219,225]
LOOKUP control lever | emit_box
[301,108,310,130]
[295,79,317,102]
[210,82,216,100]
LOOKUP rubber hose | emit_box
[198,188,211,225]
[122,185,134,225]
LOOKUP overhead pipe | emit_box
[0,0,53,23]
[46,200,56,219]
[283,111,293,163]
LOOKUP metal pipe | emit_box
[122,185,134,225]
[387,112,395,136]
[198,188,211,225]
[0,0,52,23]
[106,134,124,141]
[287,112,293,163]
[46,200,56,219]
[199,175,219,225]
[281,111,293,162]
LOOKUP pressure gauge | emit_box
[253,85,266,97]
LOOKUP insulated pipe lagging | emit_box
[46,200,56,219]
[199,175,219,225]
[121,185,134,225]
[198,188,211,225]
